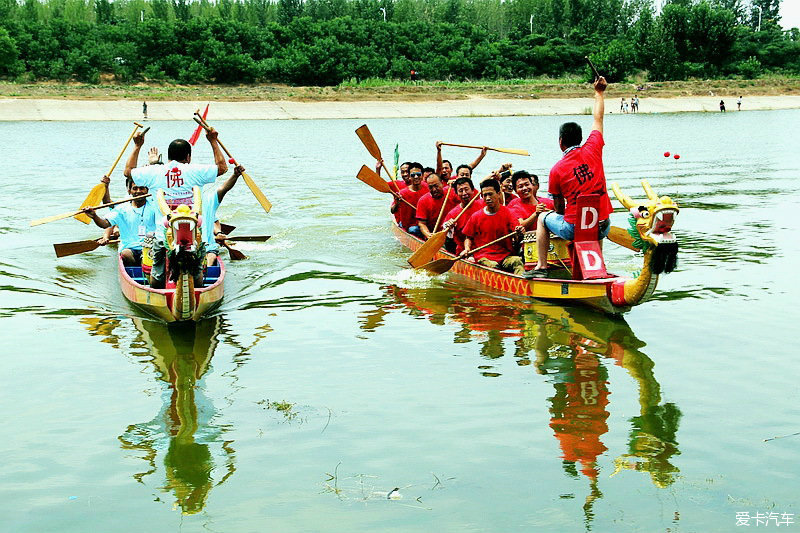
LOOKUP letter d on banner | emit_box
[581,206,598,230]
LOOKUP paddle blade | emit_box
[220,223,236,235]
[223,242,247,260]
[492,147,530,157]
[420,257,457,275]
[608,226,638,251]
[75,183,106,224]
[241,172,272,214]
[355,125,383,160]
[408,231,448,268]
[357,165,391,193]
[53,239,101,258]
[224,235,271,242]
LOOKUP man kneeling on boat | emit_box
[462,178,525,275]
[531,75,613,276]
[83,179,158,266]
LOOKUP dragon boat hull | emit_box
[392,223,637,315]
[118,256,225,322]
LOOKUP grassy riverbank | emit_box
[2,76,799,102]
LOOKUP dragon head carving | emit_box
[612,180,679,275]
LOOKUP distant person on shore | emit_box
[737,96,742,110]
[634,95,639,112]
[410,69,418,81]
[620,97,626,113]
[720,100,726,112]
[142,101,148,119]
[530,75,612,276]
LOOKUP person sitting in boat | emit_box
[416,172,460,239]
[436,142,488,184]
[83,178,158,266]
[201,164,245,266]
[391,162,428,236]
[124,127,227,208]
[507,171,554,230]
[461,178,525,275]
[497,168,518,205]
[531,75,613,276]
[441,176,484,254]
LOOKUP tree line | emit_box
[0,0,796,85]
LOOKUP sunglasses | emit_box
[410,172,422,177]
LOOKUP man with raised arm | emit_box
[436,141,488,183]
[124,128,228,207]
[531,76,613,275]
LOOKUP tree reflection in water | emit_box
[369,285,682,527]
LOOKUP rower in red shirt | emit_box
[416,172,459,239]
[462,178,525,275]
[436,142,488,185]
[391,162,428,235]
[441,176,485,254]
[507,170,554,230]
[532,75,613,274]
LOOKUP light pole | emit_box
[755,5,762,31]
[529,14,533,35]
[379,7,386,22]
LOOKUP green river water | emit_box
[1,110,798,532]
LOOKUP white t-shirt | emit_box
[106,202,158,251]
[201,185,221,253]
[131,161,218,205]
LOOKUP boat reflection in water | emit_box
[81,316,235,514]
[367,284,682,525]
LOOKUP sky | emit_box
[780,2,800,29]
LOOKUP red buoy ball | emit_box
[674,154,680,160]
[664,152,671,158]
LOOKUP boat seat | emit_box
[125,266,148,285]
[203,265,221,285]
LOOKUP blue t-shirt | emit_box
[106,202,159,251]
[131,161,218,206]
[201,186,221,253]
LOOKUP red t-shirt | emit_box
[501,191,518,205]
[416,187,460,232]
[462,205,518,262]
[443,194,485,254]
[395,186,428,229]
[548,130,613,224]
[507,196,556,221]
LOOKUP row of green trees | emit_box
[0,0,797,85]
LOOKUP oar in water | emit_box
[439,142,530,157]
[31,194,152,227]
[75,123,147,224]
[221,241,247,260]
[420,231,518,275]
[356,165,417,210]
[53,238,119,258]
[221,235,271,242]
[408,189,477,268]
[193,114,272,214]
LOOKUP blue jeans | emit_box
[543,213,610,240]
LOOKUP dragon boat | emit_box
[118,187,225,322]
[394,180,679,315]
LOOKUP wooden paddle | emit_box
[420,231,518,275]
[408,191,481,268]
[31,194,152,227]
[220,223,236,235]
[355,124,397,181]
[221,235,271,242]
[222,241,247,260]
[608,225,638,251]
[53,238,119,258]
[75,123,146,224]
[356,165,417,210]
[585,56,601,80]
[193,114,272,214]
[440,142,530,157]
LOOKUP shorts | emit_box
[122,248,143,263]
[543,213,610,241]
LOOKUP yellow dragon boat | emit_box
[393,180,679,315]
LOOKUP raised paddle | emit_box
[192,115,272,214]
[408,190,481,268]
[356,165,417,210]
[439,143,530,157]
[608,225,638,251]
[31,194,152,227]
[419,231,518,275]
[585,56,601,80]
[355,125,396,181]
[53,238,119,258]
[75,123,147,224]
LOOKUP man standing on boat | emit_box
[531,75,612,275]
[462,178,525,275]
[83,179,158,266]
[124,128,228,207]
